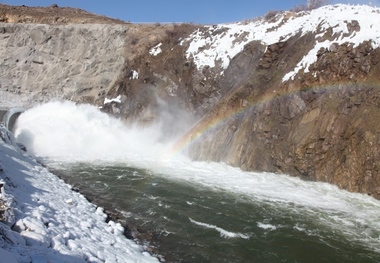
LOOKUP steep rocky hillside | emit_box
[182,5,380,198]
[0,4,125,24]
[1,4,380,198]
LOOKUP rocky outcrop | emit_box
[1,3,380,198]
[186,39,380,198]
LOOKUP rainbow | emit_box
[168,80,380,158]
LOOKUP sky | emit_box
[0,0,379,24]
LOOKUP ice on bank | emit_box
[0,125,159,262]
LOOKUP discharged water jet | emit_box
[13,100,380,263]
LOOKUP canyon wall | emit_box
[1,4,380,198]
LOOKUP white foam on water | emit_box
[257,222,277,231]
[15,100,171,162]
[189,218,250,239]
[14,100,380,253]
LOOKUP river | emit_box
[14,101,380,263]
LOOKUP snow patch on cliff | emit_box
[130,69,139,80]
[184,4,380,81]
[104,94,122,104]
[149,43,163,56]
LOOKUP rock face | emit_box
[0,22,127,107]
[1,4,380,198]
[185,38,380,198]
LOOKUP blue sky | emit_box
[0,0,378,24]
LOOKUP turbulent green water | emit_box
[15,102,380,263]
[48,163,380,263]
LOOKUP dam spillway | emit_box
[0,107,25,132]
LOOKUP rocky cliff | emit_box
[1,4,380,198]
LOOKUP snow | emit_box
[149,43,162,56]
[130,70,139,80]
[104,95,122,105]
[184,4,380,81]
[0,248,18,263]
[0,125,159,263]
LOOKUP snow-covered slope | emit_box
[0,125,159,263]
[184,4,380,81]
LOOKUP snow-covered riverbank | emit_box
[0,125,159,263]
